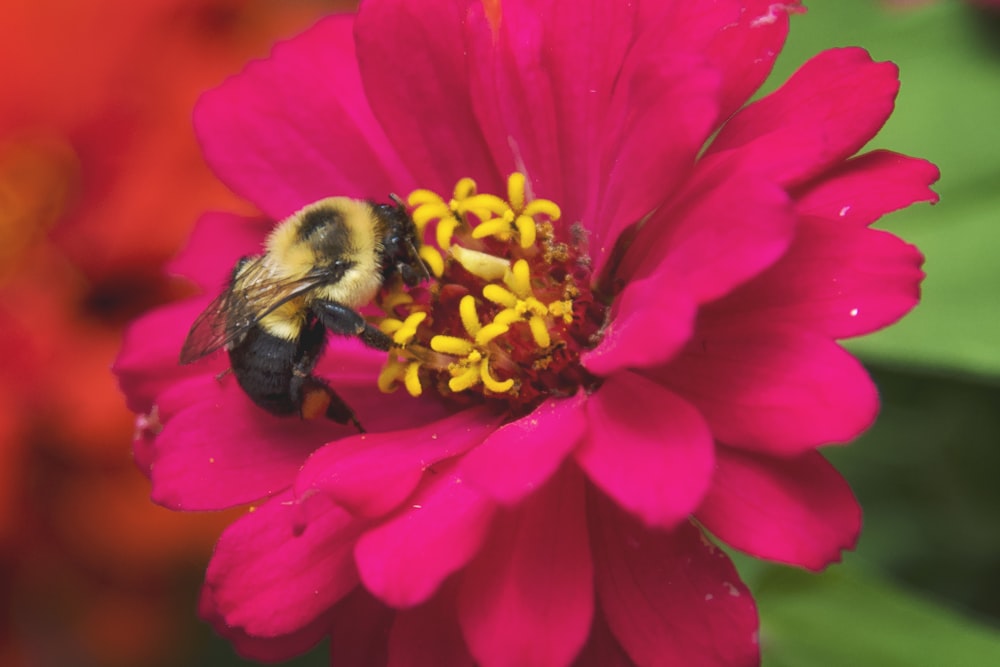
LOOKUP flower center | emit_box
[375,173,606,415]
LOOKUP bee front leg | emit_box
[311,300,394,352]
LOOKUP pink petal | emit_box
[388,584,475,667]
[196,14,412,219]
[459,467,593,667]
[327,589,395,667]
[459,392,588,504]
[793,150,940,226]
[150,377,347,510]
[697,446,860,571]
[200,592,336,663]
[573,608,637,667]
[355,463,496,608]
[590,495,760,667]
[114,298,218,413]
[700,0,803,121]
[203,491,363,639]
[623,161,797,292]
[166,212,271,290]
[653,325,879,455]
[355,0,501,195]
[580,278,696,377]
[706,217,925,339]
[706,48,900,187]
[295,407,501,518]
[575,372,715,528]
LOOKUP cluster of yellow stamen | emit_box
[375,172,598,407]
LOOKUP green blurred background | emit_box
[2,0,998,665]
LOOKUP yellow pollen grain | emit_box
[404,361,423,397]
[481,360,515,393]
[459,295,482,337]
[451,245,510,281]
[419,246,444,277]
[474,321,510,347]
[431,335,476,356]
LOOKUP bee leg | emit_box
[290,371,364,432]
[311,300,394,351]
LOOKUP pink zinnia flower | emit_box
[115,1,938,665]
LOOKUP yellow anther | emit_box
[404,361,423,397]
[436,216,460,250]
[419,246,445,277]
[451,245,510,281]
[453,177,477,200]
[380,318,404,335]
[493,308,523,327]
[392,312,427,345]
[528,316,551,348]
[514,214,537,248]
[471,217,513,241]
[377,358,406,393]
[507,172,526,212]
[483,284,518,308]
[524,297,548,317]
[505,259,533,297]
[381,289,414,313]
[523,199,561,221]
[474,321,510,347]
[459,295,482,337]
[481,360,515,393]
[412,201,451,227]
[408,189,443,207]
[431,335,476,356]
[460,193,510,217]
[449,365,481,393]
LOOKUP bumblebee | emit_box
[179,196,426,430]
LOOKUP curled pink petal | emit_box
[575,372,714,528]
[459,392,588,504]
[697,446,861,571]
[203,491,363,639]
[295,407,501,518]
[653,326,880,455]
[707,47,900,187]
[793,150,940,226]
[356,464,496,608]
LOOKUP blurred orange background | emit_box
[0,2,354,666]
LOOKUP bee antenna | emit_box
[388,192,406,210]
[409,239,431,282]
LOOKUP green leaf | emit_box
[756,564,1000,667]
[768,0,1000,378]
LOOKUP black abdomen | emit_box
[228,318,326,415]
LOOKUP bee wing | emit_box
[178,259,328,364]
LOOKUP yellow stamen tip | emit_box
[471,217,511,240]
[505,259,533,297]
[453,177,478,200]
[377,359,403,393]
[431,335,476,356]
[436,216,459,251]
[507,172,526,211]
[404,361,423,397]
[523,198,561,221]
[459,295,482,337]
[482,284,518,308]
[408,189,443,207]
[528,316,552,348]
[515,214,537,248]
[449,365,481,393]
[481,360,515,393]
[419,246,445,278]
[493,308,523,327]
[393,312,427,345]
[475,321,510,347]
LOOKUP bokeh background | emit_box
[1,0,997,665]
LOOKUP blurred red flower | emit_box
[1,1,354,666]
[118,0,938,665]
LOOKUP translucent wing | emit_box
[178,257,329,364]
